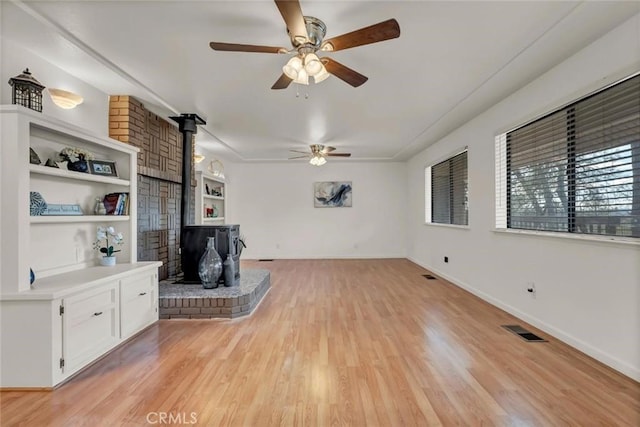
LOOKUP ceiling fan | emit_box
[209,0,400,89]
[289,144,351,166]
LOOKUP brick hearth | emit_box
[158,269,270,319]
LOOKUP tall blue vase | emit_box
[198,237,222,289]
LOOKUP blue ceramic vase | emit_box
[67,159,88,173]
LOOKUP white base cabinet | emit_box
[63,281,120,377]
[0,263,161,389]
[120,271,158,339]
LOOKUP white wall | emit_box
[0,38,109,134]
[407,14,640,380]
[225,161,407,260]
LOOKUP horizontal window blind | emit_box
[430,151,468,225]
[505,73,639,238]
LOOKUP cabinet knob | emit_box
[139,292,147,296]
[93,311,103,316]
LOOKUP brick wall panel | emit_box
[110,96,186,280]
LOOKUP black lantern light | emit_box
[8,68,45,112]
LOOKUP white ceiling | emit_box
[2,1,638,162]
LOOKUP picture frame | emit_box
[88,160,118,177]
[314,181,352,208]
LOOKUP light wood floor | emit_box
[1,259,639,426]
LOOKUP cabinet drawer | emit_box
[120,271,158,339]
[121,272,154,301]
[63,282,119,376]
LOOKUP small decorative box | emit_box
[40,204,84,216]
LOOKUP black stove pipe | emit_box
[169,113,206,250]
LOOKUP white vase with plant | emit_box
[93,226,123,266]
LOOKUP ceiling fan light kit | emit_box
[209,0,400,90]
[313,66,330,84]
[309,155,327,166]
[283,52,329,85]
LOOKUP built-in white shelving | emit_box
[0,105,161,388]
[195,171,226,225]
[30,215,130,224]
[29,164,130,186]
[203,217,225,222]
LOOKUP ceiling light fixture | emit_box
[309,155,327,166]
[283,56,303,79]
[283,53,330,86]
[313,66,330,84]
[303,53,323,75]
[48,88,83,109]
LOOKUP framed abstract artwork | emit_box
[314,181,352,208]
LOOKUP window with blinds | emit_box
[425,151,468,225]
[496,73,639,238]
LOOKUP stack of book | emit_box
[103,192,130,215]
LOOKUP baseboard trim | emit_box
[244,255,407,260]
[0,387,54,391]
[407,256,640,382]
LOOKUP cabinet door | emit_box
[62,281,119,376]
[120,271,158,339]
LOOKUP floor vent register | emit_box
[502,325,547,342]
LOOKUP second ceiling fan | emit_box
[289,144,351,166]
[209,0,400,89]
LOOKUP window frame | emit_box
[495,72,639,241]
[425,148,469,227]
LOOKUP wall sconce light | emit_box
[48,88,84,109]
[194,154,205,163]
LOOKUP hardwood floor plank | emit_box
[1,259,638,426]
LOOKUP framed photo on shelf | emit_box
[88,160,118,177]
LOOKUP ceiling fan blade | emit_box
[320,19,400,52]
[321,146,336,153]
[210,42,288,54]
[289,155,310,159]
[274,0,308,42]
[326,153,351,157]
[290,149,310,154]
[272,73,293,90]
[321,58,368,87]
